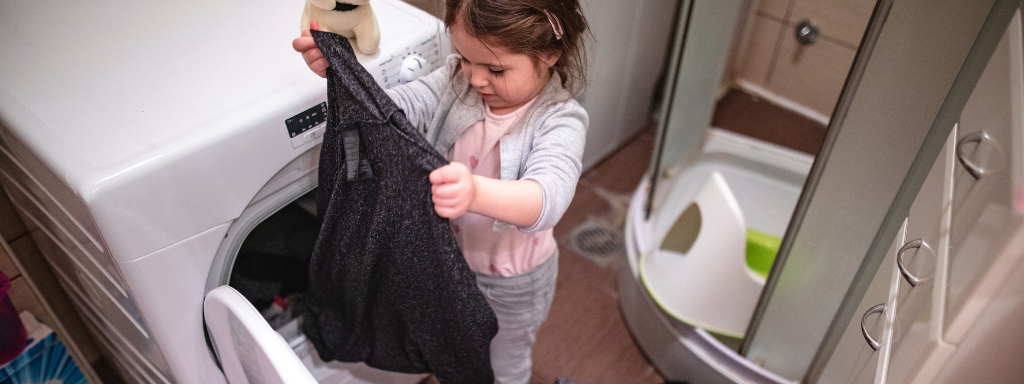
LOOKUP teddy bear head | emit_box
[310,0,371,10]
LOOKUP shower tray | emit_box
[619,128,812,383]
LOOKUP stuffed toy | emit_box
[302,0,381,55]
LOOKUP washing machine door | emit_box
[204,286,318,384]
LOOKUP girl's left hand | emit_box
[429,163,476,218]
[293,20,328,78]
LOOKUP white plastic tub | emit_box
[619,129,812,383]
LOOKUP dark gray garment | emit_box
[301,31,498,384]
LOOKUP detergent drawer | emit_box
[0,146,123,288]
[59,263,175,384]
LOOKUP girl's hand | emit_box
[292,20,328,78]
[429,163,476,218]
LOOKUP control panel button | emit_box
[291,123,325,149]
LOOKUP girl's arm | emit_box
[383,62,451,133]
[430,163,543,227]
[430,100,588,228]
[293,20,329,77]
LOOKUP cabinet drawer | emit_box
[0,159,123,289]
[71,293,173,384]
[945,15,1024,343]
[30,227,152,342]
[818,221,907,384]
[5,187,137,316]
[884,128,957,384]
[8,197,153,349]
[59,268,174,384]
[0,139,105,252]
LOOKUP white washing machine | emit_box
[0,0,449,383]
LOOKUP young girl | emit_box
[294,1,589,382]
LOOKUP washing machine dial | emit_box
[399,54,431,83]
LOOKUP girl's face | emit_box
[450,23,560,115]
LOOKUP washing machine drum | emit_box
[230,203,319,311]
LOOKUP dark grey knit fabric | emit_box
[301,31,498,384]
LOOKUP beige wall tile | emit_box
[769,25,857,116]
[0,191,27,242]
[739,15,785,87]
[758,0,792,21]
[790,0,876,47]
[0,242,18,279]
[8,276,53,327]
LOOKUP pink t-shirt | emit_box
[447,99,557,277]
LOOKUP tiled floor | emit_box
[531,129,662,384]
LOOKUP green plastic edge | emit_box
[745,229,782,279]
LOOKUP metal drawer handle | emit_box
[956,131,992,179]
[896,239,932,287]
[861,303,886,351]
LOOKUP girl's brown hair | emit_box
[444,0,590,97]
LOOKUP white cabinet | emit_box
[883,127,956,384]
[846,9,1024,384]
[817,221,905,384]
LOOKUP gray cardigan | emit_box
[385,55,588,233]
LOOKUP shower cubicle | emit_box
[620,0,1024,383]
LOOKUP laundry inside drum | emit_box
[229,189,319,340]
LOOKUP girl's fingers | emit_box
[432,196,459,208]
[434,204,467,218]
[429,163,469,185]
[311,19,321,31]
[434,207,454,218]
[429,166,455,184]
[302,49,325,67]
[431,190,459,205]
[433,182,469,199]
[293,34,316,51]
[310,58,328,78]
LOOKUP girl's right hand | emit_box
[292,20,328,78]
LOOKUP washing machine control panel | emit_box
[375,35,444,89]
[287,35,447,149]
[286,102,328,149]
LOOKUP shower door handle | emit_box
[861,303,886,351]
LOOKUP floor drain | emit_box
[565,219,625,266]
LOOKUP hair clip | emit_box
[543,10,564,40]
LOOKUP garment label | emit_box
[342,129,373,180]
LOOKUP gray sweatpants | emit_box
[474,250,559,384]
